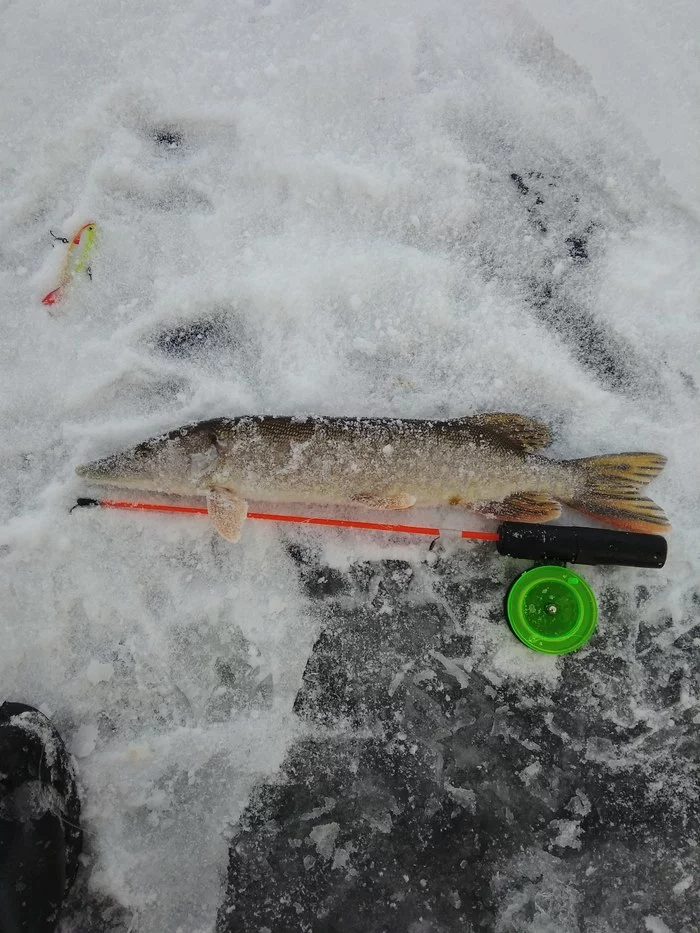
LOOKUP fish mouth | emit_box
[75,454,159,491]
[76,423,221,495]
[75,453,203,497]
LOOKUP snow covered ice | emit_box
[1,1,699,931]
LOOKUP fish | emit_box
[76,413,670,542]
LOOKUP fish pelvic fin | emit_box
[566,453,670,534]
[352,492,417,509]
[467,413,552,453]
[207,488,248,541]
[475,493,561,523]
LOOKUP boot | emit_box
[0,702,82,933]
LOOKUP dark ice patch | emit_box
[508,170,651,393]
[153,127,184,149]
[287,543,351,600]
[144,114,238,159]
[62,883,134,933]
[510,170,556,233]
[152,318,232,358]
[219,548,699,932]
[219,735,517,932]
[144,305,260,373]
[565,232,589,262]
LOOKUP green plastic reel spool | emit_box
[506,565,598,654]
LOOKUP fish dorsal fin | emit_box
[466,412,553,453]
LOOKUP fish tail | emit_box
[565,453,670,534]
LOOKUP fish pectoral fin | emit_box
[467,413,553,453]
[352,492,417,510]
[207,488,248,541]
[476,493,561,523]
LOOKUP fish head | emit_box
[76,420,225,494]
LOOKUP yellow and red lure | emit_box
[42,221,97,308]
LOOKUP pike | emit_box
[76,414,670,542]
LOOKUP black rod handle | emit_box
[496,522,667,569]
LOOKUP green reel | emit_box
[506,564,598,655]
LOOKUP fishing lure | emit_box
[42,221,97,308]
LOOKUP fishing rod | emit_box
[73,497,667,656]
[73,497,499,540]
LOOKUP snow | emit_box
[0,1,698,931]
[644,917,676,933]
[672,876,693,896]
[308,821,340,859]
[522,0,700,214]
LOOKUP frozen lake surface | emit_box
[1,1,698,930]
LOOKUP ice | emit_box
[549,817,583,849]
[0,0,698,930]
[73,722,99,759]
[644,918,676,933]
[308,821,340,859]
[85,659,115,685]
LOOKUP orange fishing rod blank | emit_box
[96,498,500,541]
